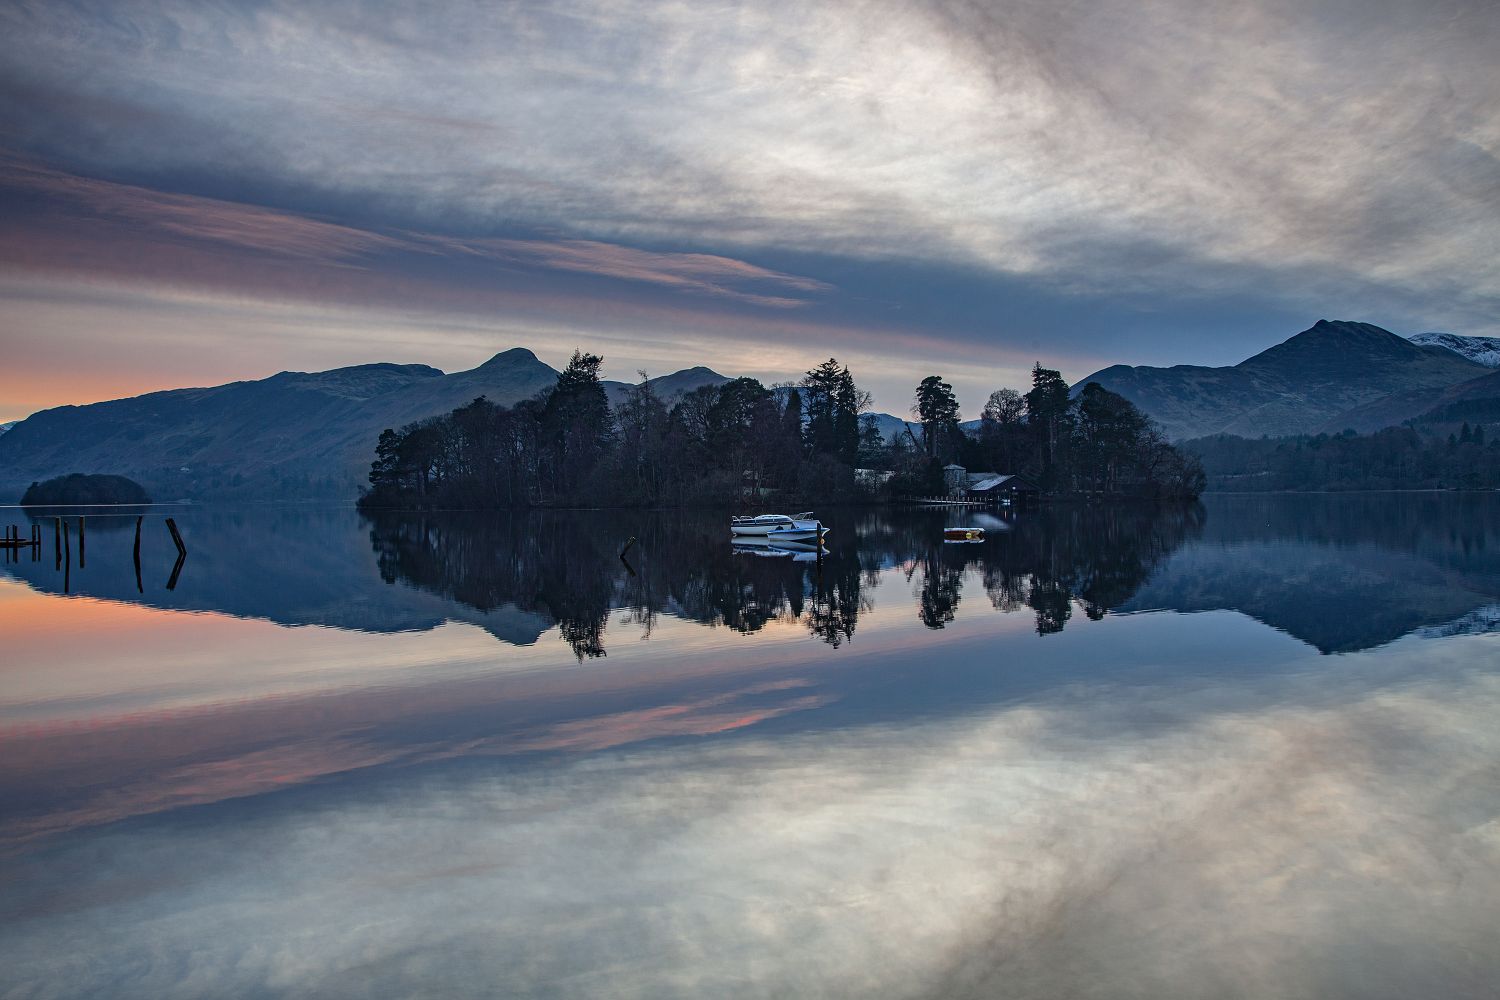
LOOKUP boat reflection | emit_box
[731,537,825,561]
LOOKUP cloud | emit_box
[2,0,1495,323]
[1,0,1498,413]
[1,636,1497,998]
[430,235,833,308]
[2,156,405,262]
[1,156,831,305]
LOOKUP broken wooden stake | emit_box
[164,518,187,590]
[166,550,186,591]
[165,517,187,557]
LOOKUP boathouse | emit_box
[943,464,1041,499]
[966,473,1041,499]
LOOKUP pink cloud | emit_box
[2,155,405,263]
[438,236,832,308]
[1,154,831,305]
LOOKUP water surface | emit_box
[2,496,1498,998]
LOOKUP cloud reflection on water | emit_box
[3,635,1497,999]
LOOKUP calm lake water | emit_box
[2,495,1498,999]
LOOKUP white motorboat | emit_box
[730,512,827,542]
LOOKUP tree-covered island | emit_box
[21,473,151,506]
[358,351,1206,509]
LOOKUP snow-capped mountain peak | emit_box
[1409,332,1500,368]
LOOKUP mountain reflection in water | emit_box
[2,495,1500,999]
[5,493,1498,655]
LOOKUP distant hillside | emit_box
[601,366,730,409]
[1323,369,1500,434]
[1409,332,1500,368]
[0,351,730,502]
[860,412,995,444]
[1182,419,1500,492]
[765,386,915,445]
[863,411,920,444]
[1078,320,1488,440]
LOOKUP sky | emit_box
[1,0,1497,421]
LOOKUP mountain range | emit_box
[0,350,727,502]
[1076,320,1494,440]
[5,318,1499,501]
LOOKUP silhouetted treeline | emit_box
[361,352,874,507]
[1184,423,1500,491]
[881,366,1205,500]
[359,352,1204,509]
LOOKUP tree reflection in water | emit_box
[877,503,1203,634]
[363,502,1203,655]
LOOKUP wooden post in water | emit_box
[165,518,187,557]
[54,517,61,568]
[164,517,187,591]
[62,520,71,592]
[133,516,144,593]
[166,549,186,591]
[78,516,85,568]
